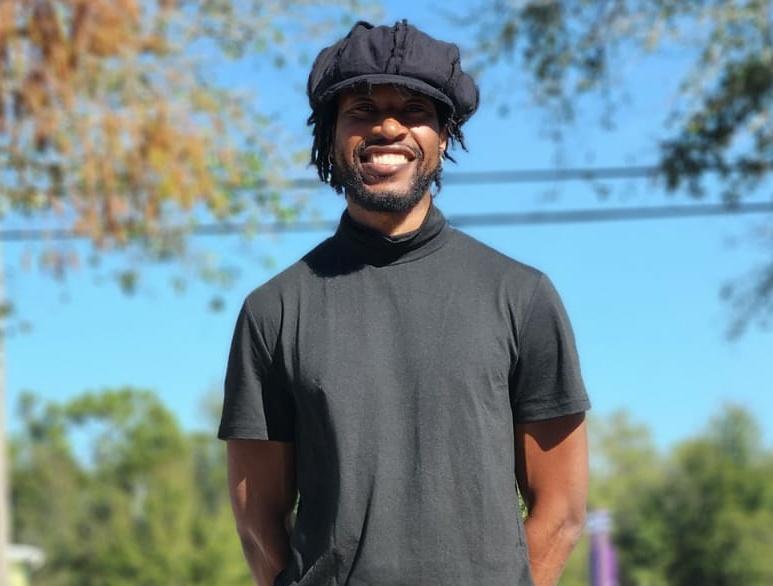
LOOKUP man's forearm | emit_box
[238,518,291,586]
[524,509,584,586]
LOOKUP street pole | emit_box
[0,239,10,585]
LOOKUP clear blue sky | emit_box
[4,1,772,451]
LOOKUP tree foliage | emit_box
[464,0,772,335]
[0,0,362,286]
[559,412,665,586]
[569,407,773,586]
[11,388,249,586]
[12,392,773,585]
[614,407,773,586]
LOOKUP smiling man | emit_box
[219,21,590,586]
[332,85,443,213]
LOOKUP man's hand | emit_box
[515,413,588,586]
[227,439,297,586]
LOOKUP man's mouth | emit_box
[364,153,410,165]
[358,145,418,179]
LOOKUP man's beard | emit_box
[333,148,440,213]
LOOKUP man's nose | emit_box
[373,116,408,141]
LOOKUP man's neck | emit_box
[346,194,432,237]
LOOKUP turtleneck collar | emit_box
[335,203,450,266]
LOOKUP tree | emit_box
[558,412,665,586]
[588,411,663,512]
[588,412,668,586]
[559,408,773,585]
[11,388,250,585]
[0,0,363,297]
[463,0,772,336]
[613,406,773,585]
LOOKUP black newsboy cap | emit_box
[307,20,479,124]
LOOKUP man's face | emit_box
[332,84,448,213]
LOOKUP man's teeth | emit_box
[370,153,408,165]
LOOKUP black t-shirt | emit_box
[219,205,590,586]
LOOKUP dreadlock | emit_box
[307,91,468,194]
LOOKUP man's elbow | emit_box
[558,506,586,547]
[236,526,260,554]
[234,517,263,552]
[234,508,293,548]
[526,498,587,547]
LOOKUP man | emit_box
[219,20,590,586]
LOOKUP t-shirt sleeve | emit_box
[509,274,590,423]
[217,298,295,441]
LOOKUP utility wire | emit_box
[268,165,662,190]
[1,202,771,242]
[448,202,773,227]
[441,166,661,184]
[1,165,769,241]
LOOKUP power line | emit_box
[2,163,768,242]
[269,165,661,190]
[1,202,771,242]
[441,166,661,185]
[448,202,773,227]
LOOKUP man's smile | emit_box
[358,144,419,181]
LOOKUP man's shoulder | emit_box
[242,236,339,314]
[446,227,545,285]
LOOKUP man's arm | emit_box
[515,413,588,586]
[227,439,297,586]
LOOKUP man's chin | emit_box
[345,189,427,213]
[358,178,419,200]
[335,159,439,213]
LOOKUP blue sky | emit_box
[4,1,772,450]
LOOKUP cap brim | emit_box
[317,73,455,112]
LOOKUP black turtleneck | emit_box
[220,204,589,586]
[335,203,450,266]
